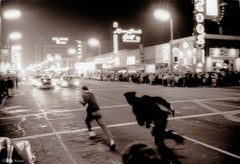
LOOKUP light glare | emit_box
[4,9,21,19]
[154,9,171,21]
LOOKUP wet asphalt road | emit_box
[0,79,240,164]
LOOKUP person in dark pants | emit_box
[80,86,116,151]
[123,91,184,164]
[5,77,14,97]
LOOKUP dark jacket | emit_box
[81,91,100,113]
[124,92,171,128]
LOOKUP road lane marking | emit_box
[10,118,240,160]
[182,135,240,160]
[3,97,240,161]
[1,96,239,120]
[193,101,240,122]
[204,101,240,109]
[32,95,79,164]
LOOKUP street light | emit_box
[1,9,21,47]
[0,9,21,72]
[3,9,21,20]
[154,9,173,72]
[154,9,173,40]
[7,31,22,47]
[88,38,101,55]
[8,31,22,40]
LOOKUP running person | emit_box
[124,91,184,164]
[80,86,116,151]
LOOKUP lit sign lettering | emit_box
[194,0,205,48]
[52,37,69,44]
[122,34,141,43]
[196,13,204,23]
[114,28,142,35]
[113,22,142,53]
[114,28,142,43]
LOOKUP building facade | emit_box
[82,34,240,74]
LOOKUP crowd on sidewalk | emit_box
[90,71,240,88]
[0,74,18,108]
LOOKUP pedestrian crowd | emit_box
[0,74,18,107]
[90,71,240,87]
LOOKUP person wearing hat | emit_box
[123,91,183,164]
[80,85,116,151]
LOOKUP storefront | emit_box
[205,34,240,72]
[170,34,240,73]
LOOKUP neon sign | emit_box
[112,22,142,53]
[52,37,69,44]
[114,28,142,43]
[194,0,205,48]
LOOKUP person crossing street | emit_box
[124,91,184,164]
[80,85,116,151]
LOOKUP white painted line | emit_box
[204,101,240,109]
[3,96,240,160]
[182,135,240,159]
[193,101,240,122]
[11,119,240,160]
[1,97,239,120]
[32,95,78,164]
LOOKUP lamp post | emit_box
[88,38,101,55]
[154,9,173,72]
[2,9,21,47]
[0,8,21,72]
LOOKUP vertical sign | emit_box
[194,0,205,49]
[194,0,206,71]
[113,22,119,54]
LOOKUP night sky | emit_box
[1,0,240,67]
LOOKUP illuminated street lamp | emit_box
[154,9,173,72]
[154,9,173,40]
[7,31,22,47]
[0,9,21,72]
[1,9,22,47]
[88,38,101,55]
[9,31,22,40]
[3,9,21,20]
